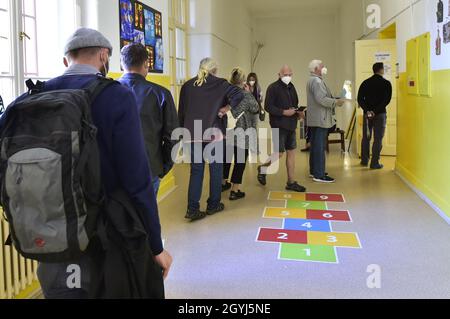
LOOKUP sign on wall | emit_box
[432,0,450,70]
[119,0,164,73]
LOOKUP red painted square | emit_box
[257,228,307,244]
[306,210,351,221]
[305,193,345,203]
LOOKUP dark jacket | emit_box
[265,79,299,131]
[119,73,179,178]
[178,75,244,140]
[90,190,164,299]
[2,74,164,255]
[357,74,392,115]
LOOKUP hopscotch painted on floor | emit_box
[256,191,362,264]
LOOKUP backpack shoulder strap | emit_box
[25,79,46,95]
[85,77,118,103]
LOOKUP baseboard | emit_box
[395,167,450,225]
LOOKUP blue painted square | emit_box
[284,219,331,232]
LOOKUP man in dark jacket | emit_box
[178,58,243,221]
[257,65,306,193]
[2,28,172,299]
[357,62,392,169]
[119,43,179,196]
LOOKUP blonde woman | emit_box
[222,68,260,201]
[178,58,244,221]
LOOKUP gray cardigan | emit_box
[230,91,260,152]
[306,74,338,129]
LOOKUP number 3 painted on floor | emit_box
[327,236,338,243]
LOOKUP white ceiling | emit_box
[244,0,342,17]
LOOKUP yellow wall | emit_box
[108,73,177,202]
[396,70,450,218]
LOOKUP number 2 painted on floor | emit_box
[278,233,288,240]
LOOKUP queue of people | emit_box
[0,26,392,299]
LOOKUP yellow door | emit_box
[355,39,397,156]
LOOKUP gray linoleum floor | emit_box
[158,146,450,299]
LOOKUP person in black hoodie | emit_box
[178,58,244,221]
[357,62,392,169]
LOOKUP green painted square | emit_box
[279,243,338,263]
[286,200,328,210]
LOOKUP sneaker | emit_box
[229,190,246,201]
[313,176,336,183]
[185,209,207,221]
[257,166,267,186]
[370,163,384,170]
[285,181,306,193]
[222,181,232,192]
[206,203,225,215]
[309,172,329,178]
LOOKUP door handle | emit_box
[19,32,31,41]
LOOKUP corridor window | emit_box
[22,0,77,80]
[0,0,14,105]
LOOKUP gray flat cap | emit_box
[64,28,113,55]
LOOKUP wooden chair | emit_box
[327,128,346,153]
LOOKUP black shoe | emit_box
[360,161,369,167]
[185,209,207,221]
[206,203,225,215]
[309,172,328,178]
[370,163,384,170]
[301,147,310,152]
[229,190,246,201]
[222,181,232,192]
[286,181,306,193]
[313,176,336,183]
[257,166,267,186]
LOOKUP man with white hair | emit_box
[257,65,306,193]
[306,60,345,183]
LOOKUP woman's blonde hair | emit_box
[194,57,218,86]
[229,67,246,86]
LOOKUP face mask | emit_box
[321,67,328,76]
[281,76,292,85]
[249,81,256,87]
[100,53,110,77]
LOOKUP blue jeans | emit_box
[152,177,161,198]
[309,127,328,179]
[188,142,223,211]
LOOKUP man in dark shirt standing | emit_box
[357,62,393,169]
[119,43,179,196]
[257,65,306,193]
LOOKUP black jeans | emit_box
[361,113,387,166]
[223,146,249,185]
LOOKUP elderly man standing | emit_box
[257,65,306,193]
[307,60,344,183]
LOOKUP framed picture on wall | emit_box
[119,0,164,73]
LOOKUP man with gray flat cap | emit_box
[1,28,172,299]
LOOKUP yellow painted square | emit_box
[264,207,307,219]
[307,231,361,248]
[269,192,306,201]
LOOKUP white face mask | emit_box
[249,81,256,87]
[281,76,292,85]
[321,67,328,76]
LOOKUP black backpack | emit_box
[0,77,114,263]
